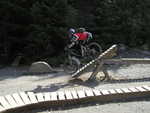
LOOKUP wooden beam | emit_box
[105,58,150,64]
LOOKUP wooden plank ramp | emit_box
[0,105,5,112]
[0,85,150,113]
[12,93,24,106]
[72,44,117,78]
[36,93,44,102]
[50,92,58,101]
[19,92,31,105]
[58,91,66,101]
[27,92,38,104]
[71,90,78,99]
[5,95,19,108]
[105,58,150,64]
[0,96,11,110]
[44,92,51,101]
[65,91,73,100]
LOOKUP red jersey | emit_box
[74,32,88,40]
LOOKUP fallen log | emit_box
[105,58,150,64]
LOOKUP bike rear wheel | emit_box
[64,56,80,74]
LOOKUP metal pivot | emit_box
[101,64,110,80]
[88,60,110,81]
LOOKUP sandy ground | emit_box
[0,48,150,113]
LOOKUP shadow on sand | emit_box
[29,76,150,93]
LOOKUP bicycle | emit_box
[63,40,102,74]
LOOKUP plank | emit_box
[0,104,5,112]
[19,92,31,105]
[65,91,73,100]
[100,90,110,95]
[5,95,18,107]
[0,96,11,109]
[44,93,51,101]
[92,89,101,96]
[135,86,147,92]
[27,92,38,104]
[12,93,24,106]
[109,89,117,94]
[36,93,44,102]
[115,89,123,94]
[71,90,78,99]
[58,91,66,100]
[128,87,139,92]
[50,92,58,101]
[85,90,94,97]
[77,90,86,98]
[142,85,150,91]
[121,88,132,93]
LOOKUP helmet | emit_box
[78,28,86,33]
[69,28,75,34]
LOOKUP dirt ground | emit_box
[0,48,150,113]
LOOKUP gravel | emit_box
[0,48,150,113]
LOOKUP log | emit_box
[105,58,150,64]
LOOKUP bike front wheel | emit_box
[88,42,103,58]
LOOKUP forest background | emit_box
[0,0,150,66]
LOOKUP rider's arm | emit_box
[86,32,93,42]
[68,34,79,48]
[71,34,79,42]
[88,32,93,40]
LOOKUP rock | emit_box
[29,61,53,73]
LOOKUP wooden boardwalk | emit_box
[0,85,150,113]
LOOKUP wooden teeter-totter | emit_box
[0,85,150,113]
[72,44,118,79]
[72,44,150,80]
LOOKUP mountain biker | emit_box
[74,28,92,43]
[68,28,93,48]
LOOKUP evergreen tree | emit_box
[93,0,150,48]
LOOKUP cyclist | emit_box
[74,28,93,43]
[68,28,93,48]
